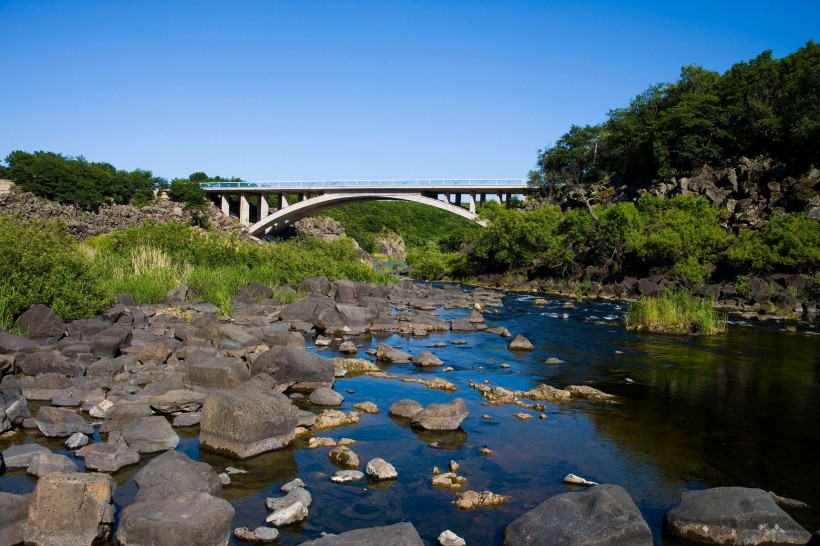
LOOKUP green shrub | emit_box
[407,242,465,281]
[0,216,113,327]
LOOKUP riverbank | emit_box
[1,278,819,545]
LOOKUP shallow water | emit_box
[2,290,819,545]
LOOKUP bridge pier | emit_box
[468,192,476,214]
[220,195,230,216]
[277,194,289,209]
[258,193,269,221]
[239,194,250,225]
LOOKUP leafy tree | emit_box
[532,125,603,218]
[168,178,207,211]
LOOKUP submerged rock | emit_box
[330,470,364,483]
[313,409,360,431]
[663,487,812,545]
[300,522,423,545]
[329,446,361,468]
[566,385,616,402]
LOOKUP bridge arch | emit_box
[248,193,485,236]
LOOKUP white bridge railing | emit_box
[201,179,528,190]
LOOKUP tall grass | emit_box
[625,291,727,335]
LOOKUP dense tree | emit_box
[3,151,159,208]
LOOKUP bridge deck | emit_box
[201,179,528,193]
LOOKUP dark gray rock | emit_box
[86,355,129,388]
[148,389,206,413]
[232,282,275,308]
[256,327,305,350]
[2,443,51,469]
[118,491,234,546]
[664,487,812,545]
[504,484,652,546]
[19,372,72,400]
[200,373,299,458]
[309,387,344,406]
[120,416,179,453]
[24,472,116,546]
[66,317,112,340]
[298,276,333,296]
[100,400,153,433]
[251,346,335,392]
[0,331,37,355]
[315,304,377,335]
[133,449,222,502]
[388,399,424,419]
[16,350,84,377]
[184,349,251,389]
[413,351,443,367]
[280,294,336,322]
[0,492,29,546]
[172,412,201,427]
[15,304,65,344]
[300,522,424,545]
[27,452,78,477]
[35,406,93,437]
[411,398,468,431]
[375,343,412,363]
[77,441,141,472]
[1,388,30,428]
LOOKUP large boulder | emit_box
[200,373,299,458]
[1,388,30,430]
[300,522,424,545]
[1,443,51,469]
[375,343,412,363]
[309,387,344,406]
[35,406,94,437]
[16,351,83,376]
[148,389,207,413]
[410,398,468,431]
[388,399,424,419]
[133,449,222,502]
[503,484,652,546]
[15,305,65,344]
[18,373,72,400]
[184,349,251,389]
[27,452,78,477]
[280,294,335,322]
[77,441,141,472]
[251,346,335,392]
[24,472,116,546]
[120,416,180,453]
[0,492,30,546]
[0,331,37,355]
[117,491,234,546]
[663,487,812,545]
[315,304,377,335]
[413,351,443,367]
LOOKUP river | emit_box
[2,290,819,545]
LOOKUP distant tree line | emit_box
[0,150,242,212]
[530,41,820,195]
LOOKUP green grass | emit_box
[0,216,391,325]
[625,291,727,335]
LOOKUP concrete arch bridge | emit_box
[200,179,529,237]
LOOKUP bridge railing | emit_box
[200,179,529,190]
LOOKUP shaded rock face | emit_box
[200,374,299,459]
[663,487,812,545]
[300,522,424,545]
[411,398,469,431]
[24,472,116,546]
[375,231,406,261]
[0,492,30,546]
[117,491,234,546]
[14,304,65,344]
[251,346,335,392]
[133,449,222,502]
[35,406,93,437]
[503,484,653,546]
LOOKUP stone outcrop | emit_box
[200,373,299,458]
[503,484,653,546]
[663,487,812,545]
[24,472,117,546]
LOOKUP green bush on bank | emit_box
[0,216,113,328]
[0,217,390,326]
[625,291,727,335]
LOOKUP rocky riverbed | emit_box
[1,278,818,545]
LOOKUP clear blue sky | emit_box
[1,1,817,181]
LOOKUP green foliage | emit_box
[4,151,158,208]
[406,242,466,281]
[168,178,207,210]
[469,206,564,272]
[625,291,727,335]
[0,216,113,327]
[726,213,820,275]
[323,200,481,251]
[531,42,820,187]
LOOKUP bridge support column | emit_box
[258,193,269,221]
[480,193,486,204]
[277,194,289,209]
[220,195,230,216]
[240,194,250,225]
[496,192,503,203]
[299,193,308,202]
[468,193,476,214]
[454,194,462,206]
